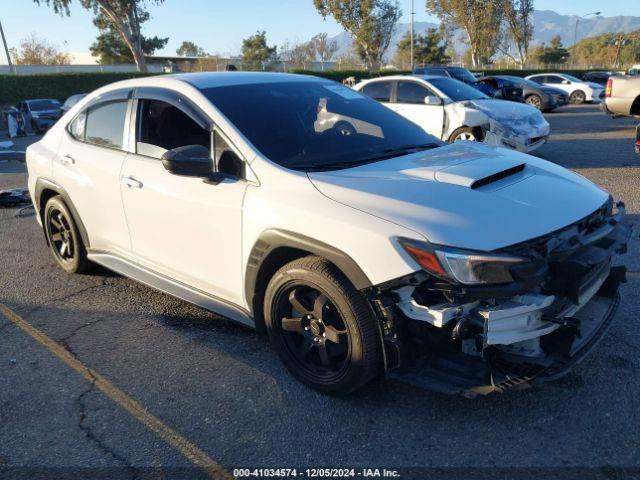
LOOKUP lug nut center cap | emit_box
[309,319,324,337]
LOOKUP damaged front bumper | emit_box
[370,200,632,397]
[484,130,548,153]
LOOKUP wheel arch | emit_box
[34,178,90,248]
[630,96,640,116]
[245,229,373,334]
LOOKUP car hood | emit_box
[459,99,549,138]
[308,142,609,251]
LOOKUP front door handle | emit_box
[122,176,143,189]
[61,154,75,165]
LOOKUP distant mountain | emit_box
[329,10,640,62]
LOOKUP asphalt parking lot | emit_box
[1,104,639,480]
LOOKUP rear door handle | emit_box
[122,176,143,189]
[61,154,75,165]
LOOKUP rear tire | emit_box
[570,90,586,104]
[449,126,478,143]
[264,256,381,394]
[44,195,89,274]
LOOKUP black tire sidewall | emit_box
[264,259,379,394]
[44,196,87,273]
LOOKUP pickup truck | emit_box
[602,75,640,117]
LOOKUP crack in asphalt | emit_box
[22,279,109,319]
[76,376,137,479]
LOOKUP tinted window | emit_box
[214,130,244,178]
[448,68,477,84]
[136,98,210,159]
[83,100,128,149]
[68,111,86,140]
[546,76,563,84]
[529,76,545,84]
[426,68,448,77]
[396,81,433,104]
[428,78,489,102]
[28,100,60,111]
[202,81,440,171]
[361,81,392,102]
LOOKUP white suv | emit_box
[26,73,630,396]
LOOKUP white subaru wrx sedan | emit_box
[354,75,550,153]
[26,73,629,396]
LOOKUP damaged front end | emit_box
[369,198,632,397]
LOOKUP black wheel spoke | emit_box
[281,316,303,333]
[324,325,347,345]
[289,288,310,315]
[313,293,329,319]
[317,343,330,367]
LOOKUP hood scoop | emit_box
[471,163,526,189]
[434,157,528,189]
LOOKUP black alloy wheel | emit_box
[44,195,89,273]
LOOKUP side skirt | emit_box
[87,250,255,329]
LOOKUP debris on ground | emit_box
[0,188,30,208]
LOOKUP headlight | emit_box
[398,238,526,285]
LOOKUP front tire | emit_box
[525,94,543,110]
[449,126,478,143]
[44,195,89,273]
[570,90,586,104]
[264,256,381,394]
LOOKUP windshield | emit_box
[448,67,477,84]
[501,76,540,88]
[562,74,583,82]
[28,100,60,111]
[428,78,489,102]
[202,81,441,171]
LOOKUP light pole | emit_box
[572,11,600,66]
[0,19,15,75]
[410,0,415,71]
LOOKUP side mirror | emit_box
[561,79,571,84]
[424,95,442,105]
[161,145,213,177]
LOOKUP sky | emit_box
[0,0,638,64]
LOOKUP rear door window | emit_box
[396,81,434,104]
[82,100,129,149]
[361,81,392,102]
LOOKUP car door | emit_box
[544,75,572,94]
[53,89,132,255]
[120,88,247,306]
[393,80,444,139]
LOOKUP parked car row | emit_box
[4,94,87,137]
[355,74,550,153]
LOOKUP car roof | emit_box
[362,74,442,83]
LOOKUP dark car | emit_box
[414,67,523,102]
[412,66,478,84]
[476,75,568,112]
[15,99,62,134]
[582,71,612,86]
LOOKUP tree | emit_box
[281,40,315,70]
[176,41,206,57]
[10,33,71,65]
[310,33,338,71]
[498,0,534,68]
[426,0,503,67]
[90,10,167,64]
[394,27,449,68]
[242,31,277,70]
[537,35,570,65]
[33,0,165,72]
[313,0,401,71]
